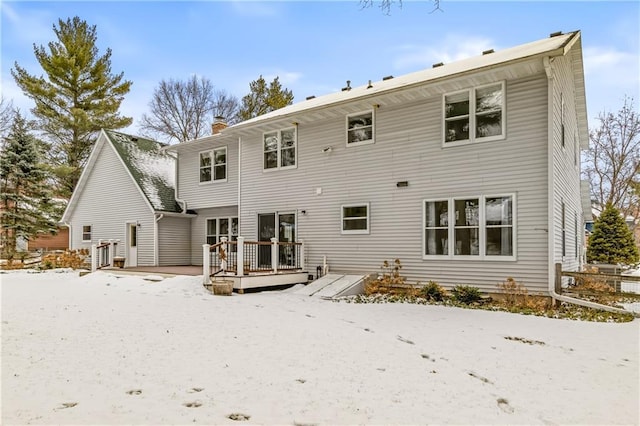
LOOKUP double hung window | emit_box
[82,225,92,242]
[341,204,370,234]
[206,217,239,245]
[264,128,296,170]
[424,195,514,259]
[347,111,374,146]
[444,82,505,145]
[200,147,227,182]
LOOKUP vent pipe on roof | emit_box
[306,95,316,100]
[382,75,394,81]
[482,49,494,55]
[549,31,563,37]
[341,80,352,91]
[367,80,373,89]
[432,62,444,68]
[212,116,227,135]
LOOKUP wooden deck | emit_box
[104,265,203,276]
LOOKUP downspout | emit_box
[154,213,164,266]
[237,136,242,235]
[543,57,635,316]
[63,222,71,249]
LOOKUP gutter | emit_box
[543,57,637,317]
[237,136,242,235]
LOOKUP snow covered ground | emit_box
[1,270,638,425]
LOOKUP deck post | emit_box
[220,237,228,273]
[300,239,305,270]
[555,263,562,293]
[203,244,211,284]
[109,239,116,267]
[91,244,97,272]
[237,236,244,276]
[271,237,278,273]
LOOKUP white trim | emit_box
[442,81,506,147]
[262,127,297,171]
[81,224,92,242]
[346,110,375,147]
[198,146,228,184]
[422,194,516,261]
[341,202,370,235]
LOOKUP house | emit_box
[60,130,194,267]
[69,30,589,296]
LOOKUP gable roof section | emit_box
[104,130,181,213]
[226,31,582,131]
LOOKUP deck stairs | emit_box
[295,273,369,299]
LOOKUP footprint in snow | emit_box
[396,335,414,345]
[57,402,78,409]
[497,398,514,414]
[126,389,142,395]
[228,413,251,421]
[187,387,204,393]
[183,401,202,408]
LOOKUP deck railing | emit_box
[203,237,305,283]
[91,240,118,272]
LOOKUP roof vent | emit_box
[367,80,373,89]
[306,95,316,100]
[341,80,352,92]
[432,62,444,68]
[382,75,394,81]
[549,31,563,37]
[482,49,494,55]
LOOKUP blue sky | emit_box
[1,1,638,134]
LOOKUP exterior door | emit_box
[126,223,138,267]
[278,213,296,267]
[258,213,275,267]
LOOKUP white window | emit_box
[423,195,514,260]
[444,82,505,145]
[82,225,92,242]
[264,128,296,170]
[341,203,370,234]
[206,217,238,245]
[199,147,227,183]
[346,111,374,146]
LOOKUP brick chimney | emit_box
[212,116,227,135]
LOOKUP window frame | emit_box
[82,225,92,242]
[205,217,238,246]
[199,146,228,184]
[346,110,375,147]
[442,81,506,147]
[422,194,516,261]
[263,127,297,171]
[341,203,370,235]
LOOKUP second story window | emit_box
[264,128,296,170]
[347,111,374,146]
[444,82,505,145]
[200,147,227,183]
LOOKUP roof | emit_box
[104,130,181,213]
[228,31,581,131]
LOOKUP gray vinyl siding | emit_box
[240,73,551,293]
[551,53,584,274]
[177,138,238,210]
[68,139,155,265]
[158,216,192,265]
[190,205,238,265]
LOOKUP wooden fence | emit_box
[556,263,640,293]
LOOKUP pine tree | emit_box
[0,113,61,259]
[12,16,132,198]
[586,203,639,265]
[238,75,294,121]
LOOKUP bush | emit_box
[451,285,482,304]
[420,281,447,301]
[497,277,528,307]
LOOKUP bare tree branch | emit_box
[359,0,442,15]
[583,95,640,225]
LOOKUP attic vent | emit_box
[382,75,394,81]
[432,62,444,68]
[341,80,352,92]
[482,49,494,55]
[549,31,563,37]
[306,95,316,100]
